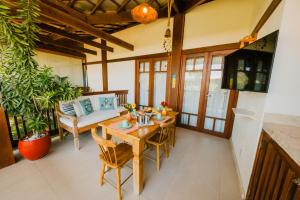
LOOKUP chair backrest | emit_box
[158,118,176,143]
[91,128,118,166]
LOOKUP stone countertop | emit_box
[263,113,300,166]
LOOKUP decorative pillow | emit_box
[61,102,76,116]
[73,102,83,117]
[99,97,115,110]
[79,98,94,115]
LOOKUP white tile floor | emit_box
[0,128,241,200]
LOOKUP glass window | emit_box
[215,120,225,132]
[204,118,214,130]
[185,58,194,71]
[139,63,144,72]
[195,57,204,70]
[139,73,149,106]
[161,60,168,71]
[154,61,161,72]
[211,56,222,70]
[144,62,150,72]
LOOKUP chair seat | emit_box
[100,143,133,167]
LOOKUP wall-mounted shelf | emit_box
[232,108,256,120]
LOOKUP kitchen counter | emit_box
[263,113,300,166]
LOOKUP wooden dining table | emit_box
[96,111,178,194]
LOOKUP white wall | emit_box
[35,51,83,86]
[230,0,285,197]
[183,0,253,49]
[87,64,103,91]
[264,0,300,115]
[107,61,135,103]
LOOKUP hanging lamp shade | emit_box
[131,3,158,24]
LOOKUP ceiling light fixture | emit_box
[131,3,158,24]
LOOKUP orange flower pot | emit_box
[18,132,51,161]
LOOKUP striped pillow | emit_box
[61,102,76,116]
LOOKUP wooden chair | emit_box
[91,128,133,200]
[145,118,176,171]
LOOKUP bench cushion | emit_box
[59,108,124,128]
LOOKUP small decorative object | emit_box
[131,3,158,24]
[160,101,169,116]
[124,103,136,121]
[163,0,174,54]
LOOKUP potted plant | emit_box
[0,0,81,160]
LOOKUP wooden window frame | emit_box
[135,57,170,108]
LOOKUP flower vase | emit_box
[162,108,167,116]
[126,112,132,121]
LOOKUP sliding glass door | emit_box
[136,58,169,109]
[179,51,237,138]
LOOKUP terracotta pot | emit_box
[126,112,132,121]
[18,132,51,161]
[162,108,167,116]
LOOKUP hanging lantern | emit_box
[162,0,174,54]
[163,28,172,53]
[131,3,158,24]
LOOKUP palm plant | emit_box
[0,0,81,138]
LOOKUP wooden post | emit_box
[0,107,15,169]
[101,39,108,91]
[168,13,185,111]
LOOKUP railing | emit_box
[82,90,128,106]
[3,109,58,148]
[3,90,128,149]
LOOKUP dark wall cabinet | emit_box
[246,131,300,200]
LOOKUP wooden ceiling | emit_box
[5,0,213,59]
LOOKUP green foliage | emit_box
[0,0,81,135]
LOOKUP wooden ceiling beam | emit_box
[37,42,86,59]
[110,0,121,7]
[251,0,282,36]
[68,0,77,7]
[183,0,213,13]
[87,10,168,24]
[153,0,161,8]
[38,1,134,50]
[117,0,131,13]
[90,0,105,15]
[39,23,114,52]
[132,0,140,5]
[87,11,133,24]
[39,35,97,55]
[42,0,86,21]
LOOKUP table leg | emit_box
[102,127,111,140]
[132,139,145,194]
